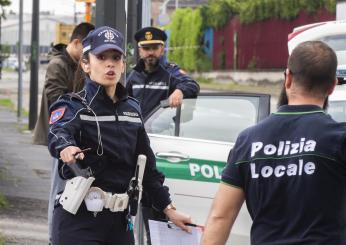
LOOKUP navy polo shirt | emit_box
[222,105,346,245]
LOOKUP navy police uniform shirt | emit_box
[48,77,171,211]
[222,105,346,245]
[126,56,200,118]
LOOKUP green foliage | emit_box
[238,0,336,24]
[0,234,5,245]
[0,193,8,209]
[167,0,336,71]
[203,0,336,27]
[0,0,10,6]
[168,8,208,71]
[0,98,13,108]
[0,0,11,19]
[204,0,240,29]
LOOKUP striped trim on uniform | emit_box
[132,84,168,90]
[118,116,141,123]
[80,114,141,123]
[80,115,116,121]
[138,40,164,46]
[83,45,91,54]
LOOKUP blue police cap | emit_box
[82,26,124,55]
[134,27,167,47]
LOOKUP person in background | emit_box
[126,26,200,118]
[32,22,95,242]
[126,26,200,244]
[201,41,346,245]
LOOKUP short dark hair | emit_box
[70,22,95,42]
[288,41,337,95]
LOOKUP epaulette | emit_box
[59,91,88,107]
[166,62,178,69]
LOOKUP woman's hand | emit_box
[60,146,85,164]
[164,208,193,233]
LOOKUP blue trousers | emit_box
[51,204,134,245]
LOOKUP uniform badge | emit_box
[104,29,115,41]
[145,31,153,40]
[49,107,66,124]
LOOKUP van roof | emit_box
[292,20,346,33]
[288,20,346,54]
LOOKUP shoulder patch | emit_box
[49,107,66,124]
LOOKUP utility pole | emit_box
[74,2,77,24]
[95,0,126,34]
[18,0,24,121]
[29,0,39,130]
[141,0,151,27]
[76,0,96,23]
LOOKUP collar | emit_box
[84,77,128,102]
[274,105,325,115]
[63,48,78,67]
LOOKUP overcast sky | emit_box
[5,0,86,15]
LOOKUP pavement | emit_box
[0,106,51,244]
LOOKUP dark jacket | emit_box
[126,57,200,118]
[33,44,77,145]
[48,78,171,211]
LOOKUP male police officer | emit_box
[126,26,199,244]
[202,41,346,244]
[126,26,200,118]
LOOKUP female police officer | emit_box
[48,26,192,245]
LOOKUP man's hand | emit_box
[201,183,245,245]
[60,146,85,164]
[164,208,193,233]
[168,89,184,107]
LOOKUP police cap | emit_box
[134,27,167,47]
[82,26,124,55]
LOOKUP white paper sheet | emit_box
[149,220,202,245]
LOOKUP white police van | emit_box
[288,20,346,122]
[288,20,346,82]
[145,93,271,244]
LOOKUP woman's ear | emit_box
[81,59,90,73]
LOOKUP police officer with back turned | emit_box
[202,41,346,245]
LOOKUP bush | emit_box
[166,0,336,71]
[167,8,208,72]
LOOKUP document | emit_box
[149,220,203,245]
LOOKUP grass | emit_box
[197,77,282,97]
[0,234,5,245]
[0,193,8,209]
[0,98,29,119]
[0,98,14,109]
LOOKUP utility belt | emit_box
[84,187,129,213]
[56,186,129,214]
[57,155,147,217]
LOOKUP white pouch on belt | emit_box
[84,187,105,212]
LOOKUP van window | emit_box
[320,34,346,51]
[319,35,346,64]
